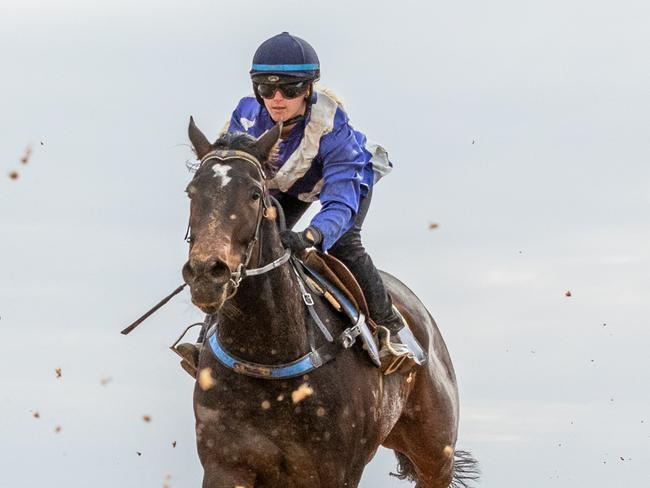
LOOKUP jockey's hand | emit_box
[280,227,322,255]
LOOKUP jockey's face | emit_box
[263,86,309,124]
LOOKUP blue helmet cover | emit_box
[251,32,320,81]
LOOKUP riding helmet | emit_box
[250,32,320,84]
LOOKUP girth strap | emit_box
[290,258,334,343]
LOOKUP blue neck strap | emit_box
[208,332,322,380]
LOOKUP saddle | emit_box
[298,251,426,373]
[288,250,381,367]
[301,251,372,328]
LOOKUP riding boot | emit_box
[344,254,427,368]
[176,315,212,378]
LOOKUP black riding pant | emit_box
[275,190,402,331]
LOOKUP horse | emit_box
[181,117,479,488]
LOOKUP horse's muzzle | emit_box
[182,257,232,313]
[183,256,231,285]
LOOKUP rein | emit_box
[124,145,373,378]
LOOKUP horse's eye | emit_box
[251,191,261,201]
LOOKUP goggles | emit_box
[254,80,310,100]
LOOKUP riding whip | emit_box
[120,283,187,335]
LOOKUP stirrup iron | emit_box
[392,306,426,365]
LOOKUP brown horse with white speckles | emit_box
[183,118,479,488]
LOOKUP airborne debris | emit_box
[264,206,277,220]
[291,383,314,404]
[261,400,271,410]
[172,440,177,448]
[100,377,112,386]
[565,290,572,297]
[142,415,152,423]
[54,425,62,433]
[428,222,439,230]
[9,171,19,180]
[198,368,216,391]
[136,451,142,456]
[32,411,40,419]
[55,368,62,378]
[20,146,32,165]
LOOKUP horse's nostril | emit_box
[186,257,231,285]
[210,260,231,282]
[182,261,195,282]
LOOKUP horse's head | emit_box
[182,117,281,314]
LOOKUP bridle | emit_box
[121,146,290,337]
[187,149,291,299]
[175,149,382,380]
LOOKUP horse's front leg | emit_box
[197,423,259,488]
[201,462,255,488]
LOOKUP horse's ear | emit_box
[255,122,283,162]
[188,116,212,159]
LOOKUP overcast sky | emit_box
[1,0,649,486]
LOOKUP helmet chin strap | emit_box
[283,113,305,127]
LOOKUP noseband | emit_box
[188,149,291,299]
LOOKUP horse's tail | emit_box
[391,449,480,487]
[449,450,480,488]
[391,451,418,483]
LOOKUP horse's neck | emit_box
[217,219,309,364]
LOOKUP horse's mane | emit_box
[213,132,258,153]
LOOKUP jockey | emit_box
[238,32,424,363]
[177,32,424,374]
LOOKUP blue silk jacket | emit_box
[225,89,392,250]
